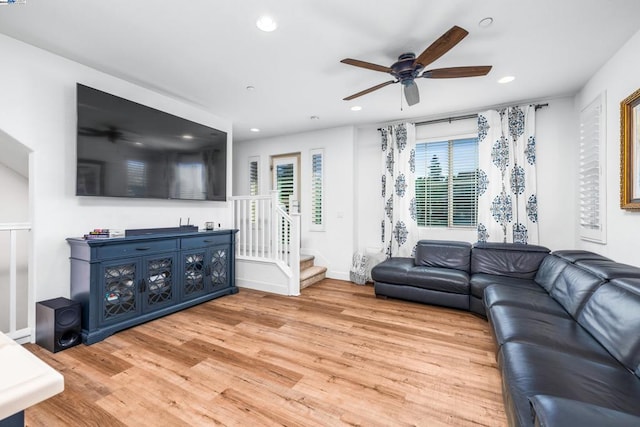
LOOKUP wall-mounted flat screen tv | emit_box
[76,83,227,201]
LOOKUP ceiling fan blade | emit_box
[422,65,492,79]
[341,58,392,73]
[415,25,469,68]
[343,80,397,101]
[403,81,420,106]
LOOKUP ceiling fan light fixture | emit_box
[350,106,362,111]
[498,75,515,84]
[256,15,278,32]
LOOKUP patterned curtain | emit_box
[380,123,419,257]
[476,105,538,244]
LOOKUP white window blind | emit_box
[276,163,295,212]
[415,138,478,227]
[579,93,606,243]
[249,157,259,196]
[310,149,324,230]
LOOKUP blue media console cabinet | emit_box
[67,229,238,344]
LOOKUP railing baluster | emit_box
[9,229,17,334]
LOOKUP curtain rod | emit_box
[414,103,549,127]
[376,103,551,130]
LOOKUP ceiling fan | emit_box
[78,125,135,143]
[341,25,492,106]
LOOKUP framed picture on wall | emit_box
[620,87,640,209]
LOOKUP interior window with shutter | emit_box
[249,156,259,196]
[415,137,478,227]
[310,149,324,230]
[579,93,606,243]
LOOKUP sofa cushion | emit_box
[529,395,640,427]
[484,285,570,318]
[414,240,471,272]
[577,278,640,377]
[370,257,414,285]
[549,263,604,318]
[471,242,550,279]
[405,267,469,294]
[574,259,640,280]
[499,342,640,427]
[552,250,611,263]
[488,305,615,365]
[533,254,570,293]
[470,274,542,299]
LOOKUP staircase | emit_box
[300,255,327,290]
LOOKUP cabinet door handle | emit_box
[205,265,211,276]
[140,279,146,292]
[135,247,151,251]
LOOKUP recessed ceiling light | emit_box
[350,106,362,111]
[310,115,320,120]
[250,128,260,132]
[134,142,143,146]
[256,15,277,32]
[246,85,255,91]
[498,76,516,84]
[479,17,494,28]
[182,134,193,140]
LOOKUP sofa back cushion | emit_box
[551,250,612,264]
[574,259,640,280]
[414,240,471,272]
[577,278,640,377]
[549,263,604,318]
[534,254,570,292]
[470,242,550,279]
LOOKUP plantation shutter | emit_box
[276,163,295,212]
[579,93,606,243]
[311,149,324,229]
[249,158,259,196]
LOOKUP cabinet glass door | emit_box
[208,246,229,291]
[142,253,177,312]
[182,249,208,301]
[100,260,141,325]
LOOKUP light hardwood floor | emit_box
[24,279,507,426]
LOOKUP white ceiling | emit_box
[1,0,639,142]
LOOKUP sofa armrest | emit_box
[529,395,640,427]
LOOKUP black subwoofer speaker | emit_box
[36,297,82,353]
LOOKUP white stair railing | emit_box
[0,222,31,341]
[231,191,300,295]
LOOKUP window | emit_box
[415,137,478,227]
[249,156,259,196]
[310,149,324,230]
[272,154,299,213]
[579,93,606,243]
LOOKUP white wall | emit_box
[0,34,232,311]
[233,126,356,280]
[355,96,578,253]
[576,28,640,266]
